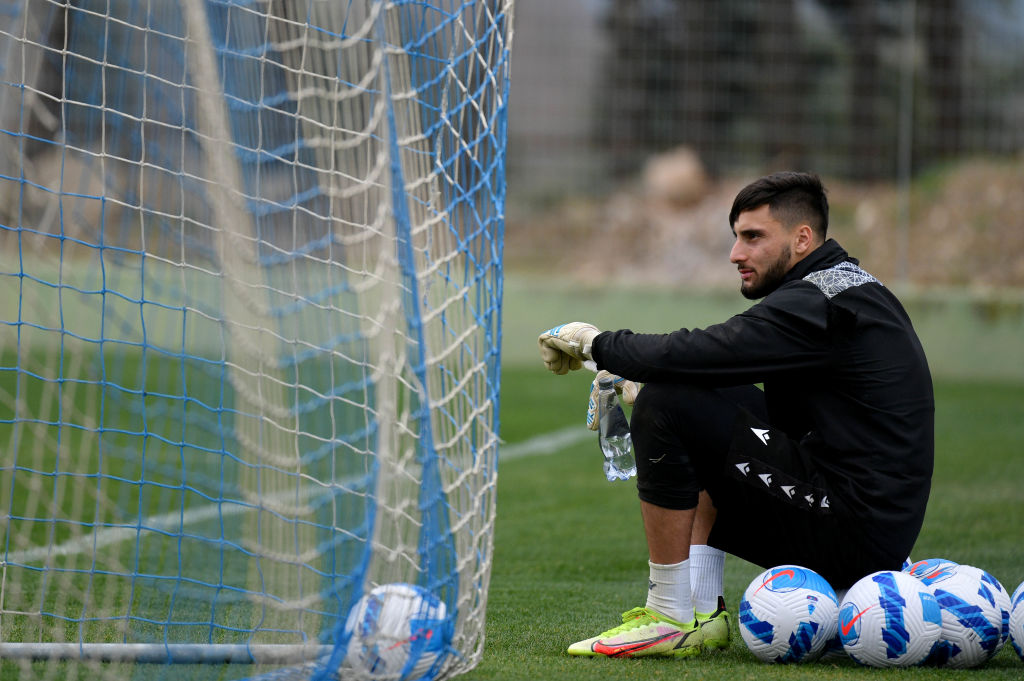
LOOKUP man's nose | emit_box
[730,240,745,264]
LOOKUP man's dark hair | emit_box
[729,171,829,239]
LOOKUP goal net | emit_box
[0,1,512,680]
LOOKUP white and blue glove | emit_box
[586,370,641,431]
[537,322,600,375]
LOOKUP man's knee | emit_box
[631,383,721,511]
[630,382,711,438]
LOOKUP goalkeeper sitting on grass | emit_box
[538,171,934,658]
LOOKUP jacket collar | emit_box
[781,238,852,286]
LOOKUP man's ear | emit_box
[793,223,815,255]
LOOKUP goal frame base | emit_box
[0,642,332,664]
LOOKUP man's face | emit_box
[729,204,797,300]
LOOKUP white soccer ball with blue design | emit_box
[738,565,840,663]
[903,557,959,586]
[923,564,1010,668]
[839,570,942,667]
[1010,580,1024,662]
[342,583,449,680]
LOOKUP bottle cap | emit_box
[598,376,614,390]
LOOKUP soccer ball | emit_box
[1010,580,1024,662]
[903,557,959,586]
[838,570,942,667]
[925,564,1010,668]
[343,583,449,680]
[738,565,840,663]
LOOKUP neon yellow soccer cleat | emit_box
[696,596,731,651]
[567,607,704,658]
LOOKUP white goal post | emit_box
[0,1,513,680]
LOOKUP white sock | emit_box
[689,544,725,614]
[645,559,694,624]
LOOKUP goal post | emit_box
[0,1,513,680]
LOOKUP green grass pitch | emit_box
[475,368,1024,680]
[3,283,1023,680]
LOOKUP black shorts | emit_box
[630,383,901,589]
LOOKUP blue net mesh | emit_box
[0,1,512,679]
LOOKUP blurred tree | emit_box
[818,0,893,180]
[595,0,836,177]
[920,0,965,163]
[751,0,809,170]
[595,0,753,177]
[821,0,966,176]
[594,0,999,182]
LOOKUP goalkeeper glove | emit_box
[537,322,600,375]
[586,370,641,431]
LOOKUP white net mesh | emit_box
[0,1,513,679]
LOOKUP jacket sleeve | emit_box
[591,282,834,386]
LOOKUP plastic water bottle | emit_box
[597,376,637,481]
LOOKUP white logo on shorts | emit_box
[750,428,770,445]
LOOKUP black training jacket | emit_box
[591,239,934,561]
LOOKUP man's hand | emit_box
[586,370,641,431]
[537,322,600,375]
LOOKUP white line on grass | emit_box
[499,425,590,460]
[4,427,586,565]
[4,484,328,565]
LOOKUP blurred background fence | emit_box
[507,0,1024,195]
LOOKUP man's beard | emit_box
[740,246,791,300]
